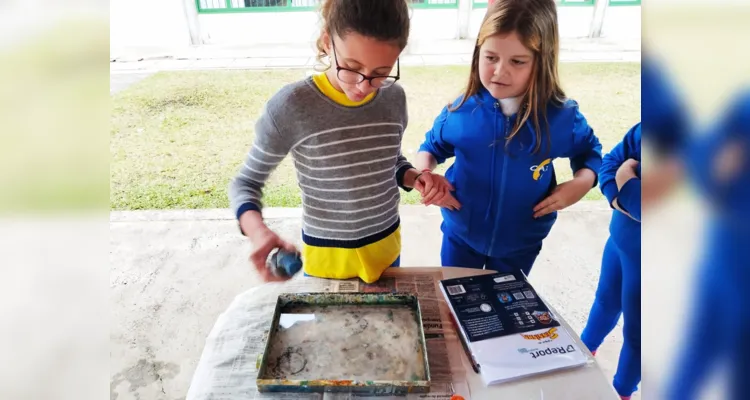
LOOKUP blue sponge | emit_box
[268,249,303,278]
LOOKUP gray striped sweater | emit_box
[228,77,414,245]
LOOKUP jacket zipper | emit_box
[484,102,501,222]
[487,115,511,255]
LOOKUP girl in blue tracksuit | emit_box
[415,0,602,275]
[580,122,641,400]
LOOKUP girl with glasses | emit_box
[228,0,452,283]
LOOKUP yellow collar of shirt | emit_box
[312,73,376,107]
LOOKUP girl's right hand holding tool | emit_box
[239,210,299,283]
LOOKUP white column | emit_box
[181,0,202,45]
[588,0,608,38]
[457,0,472,39]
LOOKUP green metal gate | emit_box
[197,0,459,13]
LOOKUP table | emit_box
[186,267,619,400]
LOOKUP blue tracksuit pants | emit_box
[665,222,750,400]
[440,232,542,276]
[581,236,641,397]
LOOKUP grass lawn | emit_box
[111,63,640,210]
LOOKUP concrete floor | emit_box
[110,72,154,94]
[110,202,634,400]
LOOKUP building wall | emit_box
[601,6,641,40]
[199,11,319,45]
[468,5,641,39]
[110,0,191,49]
[197,8,460,45]
[109,0,640,50]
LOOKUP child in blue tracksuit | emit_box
[415,0,602,275]
[665,90,750,400]
[580,122,641,400]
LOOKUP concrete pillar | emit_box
[181,0,202,45]
[457,0,472,39]
[588,0,608,38]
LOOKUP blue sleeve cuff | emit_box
[396,164,415,192]
[617,178,641,220]
[601,181,619,208]
[418,143,447,165]
[571,158,602,188]
[236,202,261,220]
[236,202,261,236]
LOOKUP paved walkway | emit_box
[110,202,646,399]
[110,72,154,94]
[110,37,641,74]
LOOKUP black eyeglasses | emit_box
[331,38,400,89]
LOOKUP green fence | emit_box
[473,0,639,7]
[197,0,457,13]
[197,0,317,13]
[473,0,593,7]
[558,0,596,5]
[410,0,459,8]
[197,0,636,13]
[608,0,640,6]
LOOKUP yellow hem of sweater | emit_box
[302,227,401,284]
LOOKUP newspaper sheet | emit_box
[186,269,471,400]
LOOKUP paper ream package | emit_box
[472,325,588,385]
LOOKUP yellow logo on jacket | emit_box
[530,158,551,181]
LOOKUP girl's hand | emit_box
[642,157,680,210]
[533,169,596,218]
[433,193,462,211]
[612,159,640,222]
[414,171,461,210]
[248,227,298,283]
[616,159,639,190]
[240,212,298,283]
[713,140,745,183]
[612,197,638,221]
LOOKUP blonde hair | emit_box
[314,0,410,71]
[452,0,565,155]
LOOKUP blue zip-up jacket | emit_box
[600,123,641,255]
[419,87,603,258]
[642,58,689,156]
[687,90,750,225]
